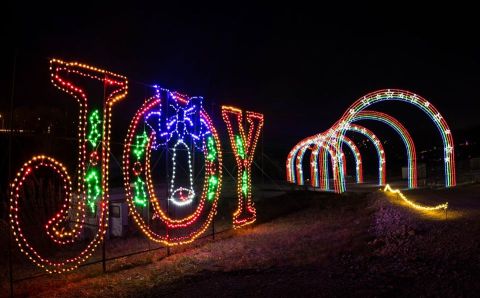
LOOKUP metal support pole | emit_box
[212,216,215,240]
[102,236,106,273]
[261,124,265,199]
[146,85,151,251]
[147,197,151,250]
[8,223,14,298]
[165,92,170,258]
[102,78,107,274]
[211,98,216,241]
[7,50,17,298]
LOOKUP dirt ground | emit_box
[4,184,480,297]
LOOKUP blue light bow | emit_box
[145,87,211,150]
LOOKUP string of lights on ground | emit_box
[382,184,448,212]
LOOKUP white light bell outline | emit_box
[168,139,196,206]
[146,89,211,207]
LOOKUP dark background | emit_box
[1,3,479,184]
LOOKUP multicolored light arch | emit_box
[310,136,363,190]
[287,124,386,189]
[349,110,417,189]
[289,110,416,193]
[333,89,455,192]
[347,124,386,186]
[287,89,455,193]
[309,141,344,192]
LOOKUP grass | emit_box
[5,184,480,297]
[2,190,373,297]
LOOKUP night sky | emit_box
[2,3,480,155]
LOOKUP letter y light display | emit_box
[222,106,264,228]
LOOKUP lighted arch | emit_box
[287,131,342,186]
[333,89,455,191]
[286,135,323,184]
[289,135,348,189]
[308,140,347,192]
[287,134,330,185]
[346,110,417,189]
[340,136,363,183]
[347,124,386,186]
[295,145,309,185]
[317,146,331,190]
[312,125,386,188]
[287,124,386,188]
[315,145,342,191]
[307,110,416,193]
[310,136,363,189]
[289,134,363,192]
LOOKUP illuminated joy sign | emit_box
[9,59,264,273]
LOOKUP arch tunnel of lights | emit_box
[286,89,456,193]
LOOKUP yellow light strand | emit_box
[382,184,448,211]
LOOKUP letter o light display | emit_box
[123,90,223,246]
